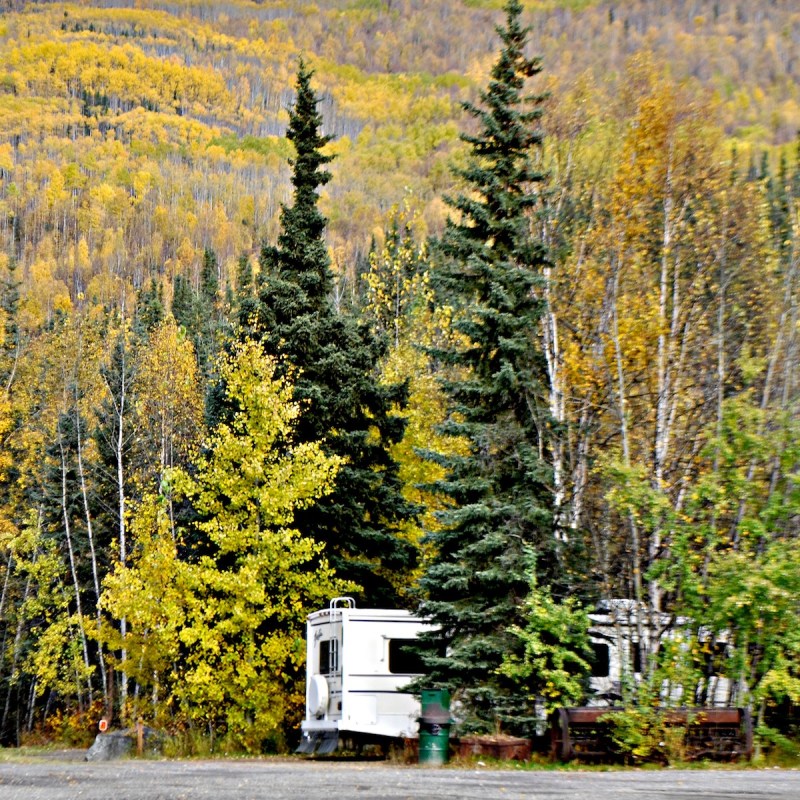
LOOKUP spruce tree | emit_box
[0,257,20,388]
[417,0,556,733]
[171,274,193,331]
[194,247,224,377]
[233,253,256,332]
[199,247,219,303]
[133,278,164,339]
[171,249,225,381]
[249,61,416,606]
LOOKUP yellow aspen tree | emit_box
[103,340,351,751]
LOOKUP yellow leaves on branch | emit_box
[0,393,14,545]
[133,316,203,490]
[163,340,347,745]
[177,339,341,548]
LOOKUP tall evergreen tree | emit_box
[417,0,556,733]
[248,60,417,606]
[194,247,224,377]
[199,247,220,304]
[0,257,20,391]
[133,278,164,341]
[171,273,193,331]
[171,249,226,383]
[233,254,256,332]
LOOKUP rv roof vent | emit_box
[329,597,356,609]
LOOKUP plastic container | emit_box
[418,689,451,766]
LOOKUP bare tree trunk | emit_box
[539,135,595,543]
[1,564,32,740]
[57,429,93,703]
[115,357,129,711]
[26,678,37,733]
[652,153,679,616]
[0,551,11,626]
[542,263,568,541]
[568,400,591,532]
[73,388,108,706]
[711,209,728,540]
[609,257,649,677]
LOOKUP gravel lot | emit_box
[1,754,799,800]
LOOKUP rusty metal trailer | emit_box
[551,707,753,763]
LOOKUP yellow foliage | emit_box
[102,340,350,745]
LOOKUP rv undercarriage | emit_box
[296,729,395,757]
[296,729,339,755]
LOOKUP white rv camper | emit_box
[297,597,434,754]
[587,600,736,707]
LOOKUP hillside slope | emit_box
[0,0,797,317]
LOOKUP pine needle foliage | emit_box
[416,0,557,734]
[249,61,418,606]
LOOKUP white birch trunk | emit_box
[542,263,568,541]
[101,326,131,712]
[609,256,649,677]
[73,390,108,705]
[652,154,675,616]
[115,346,129,709]
[57,431,93,702]
[0,568,33,740]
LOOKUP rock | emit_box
[85,727,165,761]
[86,731,134,761]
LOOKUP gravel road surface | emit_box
[0,754,799,800]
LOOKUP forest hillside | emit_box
[0,0,799,756]
[0,0,798,309]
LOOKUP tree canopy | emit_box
[246,61,418,607]
[0,0,799,753]
[415,0,561,734]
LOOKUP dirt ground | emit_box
[1,751,799,800]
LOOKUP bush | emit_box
[601,707,687,765]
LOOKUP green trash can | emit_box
[418,689,451,766]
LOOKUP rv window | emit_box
[319,638,339,674]
[706,642,727,676]
[631,642,643,674]
[388,639,426,675]
[590,642,610,678]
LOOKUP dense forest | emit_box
[1,0,799,755]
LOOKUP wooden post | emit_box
[106,662,114,729]
[136,717,144,756]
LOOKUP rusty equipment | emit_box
[551,707,753,763]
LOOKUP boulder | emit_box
[85,731,134,761]
[85,726,165,761]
